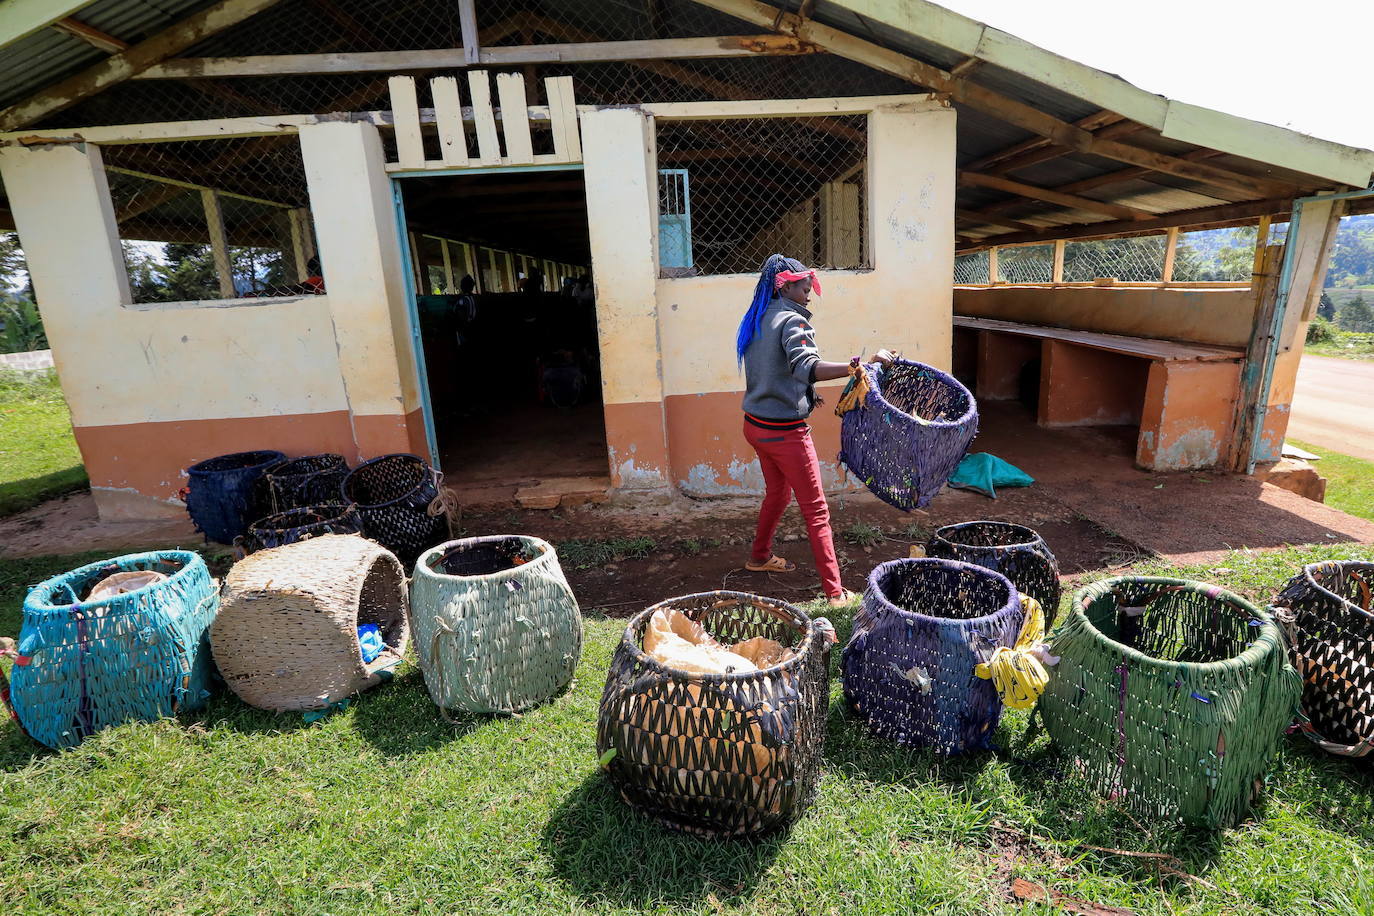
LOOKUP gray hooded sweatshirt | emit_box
[741,296,821,423]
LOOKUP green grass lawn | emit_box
[0,369,87,517]
[1290,439,1374,523]
[3,542,1374,914]
[1306,330,1374,361]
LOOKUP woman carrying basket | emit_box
[737,254,894,608]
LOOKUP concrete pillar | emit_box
[581,107,670,493]
[299,121,429,460]
[1138,360,1241,471]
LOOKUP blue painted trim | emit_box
[389,180,441,470]
[386,162,583,179]
[1247,186,1374,472]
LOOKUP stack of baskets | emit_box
[597,591,830,838]
[6,550,219,749]
[842,558,1025,754]
[261,453,351,512]
[342,454,452,567]
[410,535,582,716]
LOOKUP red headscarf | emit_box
[773,267,822,297]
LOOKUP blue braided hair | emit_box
[736,253,807,366]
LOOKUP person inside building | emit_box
[737,253,894,608]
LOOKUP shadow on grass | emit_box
[541,772,785,908]
[820,697,999,787]
[0,468,88,519]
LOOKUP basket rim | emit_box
[341,453,433,508]
[23,549,206,616]
[248,503,360,531]
[414,535,558,583]
[187,450,285,475]
[865,557,1020,626]
[617,590,820,682]
[1283,561,1374,621]
[268,453,349,478]
[931,520,1042,550]
[862,358,977,429]
[1071,575,1285,674]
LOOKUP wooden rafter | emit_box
[959,170,1155,221]
[963,110,1121,173]
[688,0,1299,200]
[955,208,1042,234]
[987,120,1144,177]
[0,0,286,131]
[50,17,127,53]
[956,196,1292,251]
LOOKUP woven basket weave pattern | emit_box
[185,450,285,543]
[842,558,1023,755]
[597,591,829,838]
[212,535,409,712]
[839,359,978,511]
[239,504,365,555]
[264,453,350,512]
[1040,576,1300,827]
[411,536,582,715]
[13,550,219,749]
[1273,561,1374,754]
[342,454,449,568]
[927,521,1062,627]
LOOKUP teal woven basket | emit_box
[411,536,582,715]
[10,550,219,749]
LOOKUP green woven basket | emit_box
[410,535,582,716]
[1039,576,1300,827]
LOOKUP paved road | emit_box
[1288,354,1374,461]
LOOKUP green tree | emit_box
[1317,291,1337,321]
[0,298,46,353]
[1339,291,1374,333]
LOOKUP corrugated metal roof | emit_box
[0,0,220,111]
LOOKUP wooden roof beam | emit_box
[0,0,286,131]
[959,170,1156,221]
[50,16,127,53]
[962,109,1121,173]
[988,120,1145,176]
[689,0,1298,200]
[955,196,1292,251]
[955,208,1043,234]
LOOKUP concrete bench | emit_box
[952,316,1246,471]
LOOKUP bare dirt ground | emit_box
[1289,354,1374,460]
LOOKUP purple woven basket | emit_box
[841,557,1023,755]
[838,359,978,511]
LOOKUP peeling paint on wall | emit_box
[1156,428,1219,470]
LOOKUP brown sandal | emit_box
[745,555,796,573]
[827,589,859,608]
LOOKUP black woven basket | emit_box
[264,454,350,512]
[1273,561,1374,757]
[596,591,830,838]
[926,521,1062,626]
[184,450,285,544]
[340,453,449,568]
[238,504,365,555]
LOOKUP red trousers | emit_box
[743,420,843,598]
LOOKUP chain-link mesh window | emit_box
[996,244,1054,283]
[654,116,867,277]
[1062,235,1167,282]
[103,138,321,304]
[953,251,990,284]
[1172,227,1256,282]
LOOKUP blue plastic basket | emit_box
[10,550,220,749]
[184,450,285,543]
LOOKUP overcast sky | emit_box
[935,0,1374,153]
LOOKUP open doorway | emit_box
[395,169,606,501]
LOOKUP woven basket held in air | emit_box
[185,450,285,543]
[9,551,219,749]
[838,359,978,511]
[211,535,409,712]
[927,521,1063,627]
[238,504,364,555]
[411,536,582,716]
[597,592,830,838]
[1040,577,1300,827]
[842,558,1024,755]
[263,453,350,512]
[1272,561,1374,757]
[341,453,450,568]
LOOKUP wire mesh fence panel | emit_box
[654,115,868,277]
[103,138,322,304]
[1062,235,1166,282]
[953,251,990,285]
[996,244,1054,283]
[1172,227,1257,282]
